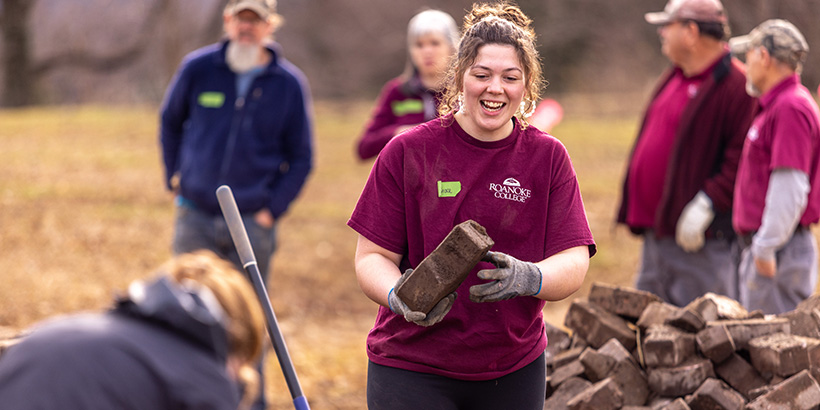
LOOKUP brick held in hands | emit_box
[395,219,494,313]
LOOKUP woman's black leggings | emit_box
[366,353,546,410]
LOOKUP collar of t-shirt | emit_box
[450,114,522,149]
[236,66,266,99]
[759,74,800,110]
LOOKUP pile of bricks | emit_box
[545,282,820,409]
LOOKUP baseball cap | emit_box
[645,0,727,25]
[729,19,809,68]
[226,0,277,20]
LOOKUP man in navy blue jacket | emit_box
[160,2,312,407]
[160,0,313,280]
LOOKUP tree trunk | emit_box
[1,0,35,107]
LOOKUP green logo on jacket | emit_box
[392,99,423,116]
[437,181,461,197]
[198,92,225,108]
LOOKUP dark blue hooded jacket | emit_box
[0,277,241,410]
[160,40,313,218]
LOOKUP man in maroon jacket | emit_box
[617,0,757,306]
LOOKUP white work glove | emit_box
[675,191,714,253]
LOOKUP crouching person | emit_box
[0,250,266,410]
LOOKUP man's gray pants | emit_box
[636,233,736,307]
[737,229,817,315]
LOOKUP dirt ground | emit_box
[0,100,647,409]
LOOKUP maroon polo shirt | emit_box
[733,74,820,234]
[626,66,712,228]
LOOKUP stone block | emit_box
[544,377,592,410]
[714,353,768,400]
[643,324,696,367]
[702,292,749,320]
[579,347,613,382]
[551,360,585,389]
[687,296,719,323]
[686,378,745,409]
[696,324,736,363]
[746,369,820,410]
[395,219,493,313]
[550,346,585,370]
[565,300,637,350]
[796,293,820,313]
[567,378,624,410]
[637,301,678,331]
[748,332,820,377]
[546,321,571,360]
[665,307,706,333]
[647,357,714,397]
[778,309,820,339]
[659,398,690,410]
[588,282,661,319]
[570,332,589,350]
[717,318,790,350]
[598,338,650,406]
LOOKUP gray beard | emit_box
[226,42,262,73]
[746,80,761,98]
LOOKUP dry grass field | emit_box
[0,100,645,409]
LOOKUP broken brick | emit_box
[718,318,790,350]
[659,398,690,410]
[686,378,745,409]
[696,324,736,363]
[748,332,820,377]
[637,301,678,331]
[779,309,820,339]
[647,357,714,397]
[550,346,585,371]
[702,292,749,320]
[565,300,637,350]
[551,360,585,389]
[643,324,696,367]
[545,377,592,410]
[567,378,624,410]
[597,338,649,406]
[587,282,661,319]
[714,353,768,400]
[746,369,820,410]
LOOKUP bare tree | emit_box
[0,0,171,107]
[1,0,35,107]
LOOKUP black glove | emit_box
[388,269,456,327]
[469,251,542,303]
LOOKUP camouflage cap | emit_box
[730,19,809,68]
[645,0,727,25]
[225,0,277,20]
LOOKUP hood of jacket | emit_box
[114,276,230,362]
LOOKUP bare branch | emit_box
[32,0,170,76]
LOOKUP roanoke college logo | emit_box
[488,178,532,203]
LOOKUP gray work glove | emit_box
[388,269,456,327]
[675,191,715,253]
[469,251,542,303]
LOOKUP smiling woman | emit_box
[347,3,596,410]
